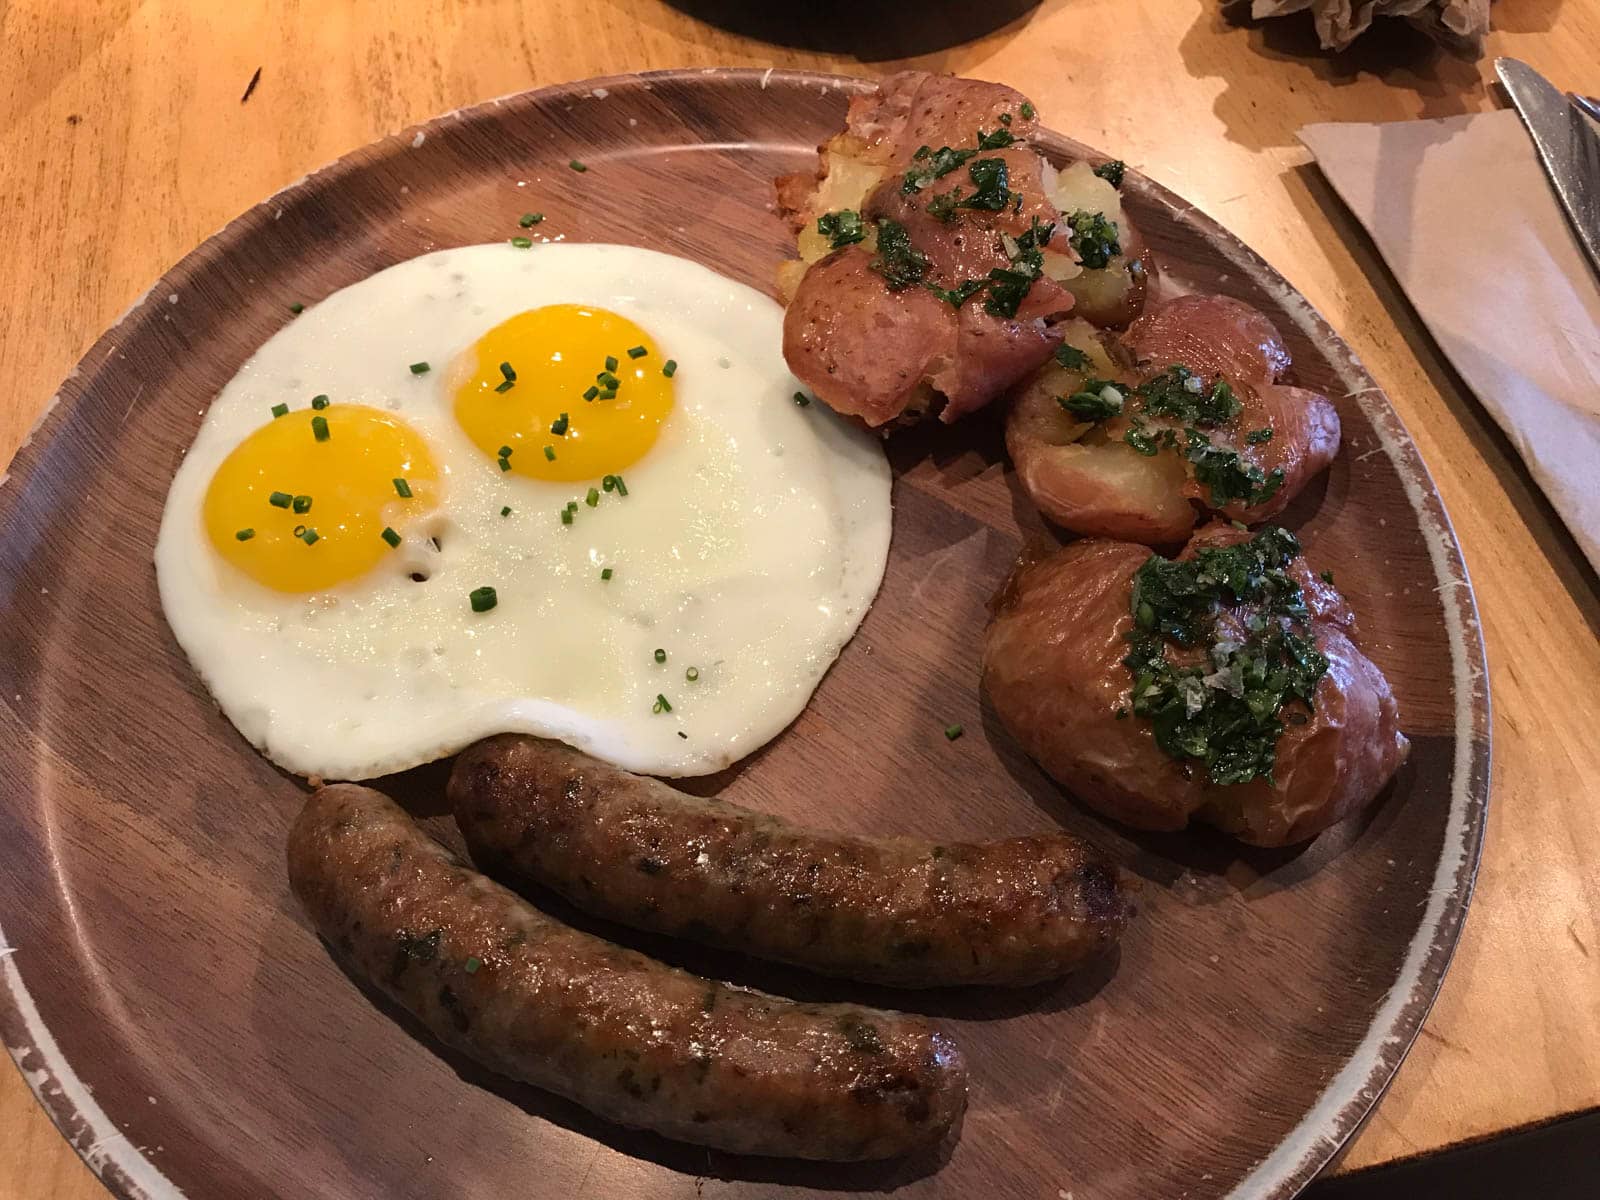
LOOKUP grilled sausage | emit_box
[448,735,1129,988]
[287,784,967,1160]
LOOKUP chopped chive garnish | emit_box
[626,345,647,359]
[602,476,615,492]
[677,731,688,739]
[600,567,613,581]
[464,956,483,973]
[604,356,618,373]
[469,586,498,613]
[270,402,289,419]
[543,445,556,461]
[293,525,306,537]
[654,648,666,663]
[409,361,430,375]
[793,391,810,407]
[597,387,616,400]
[268,491,292,508]
[583,386,599,401]
[300,527,320,546]
[235,528,255,541]
[611,475,628,497]
[510,236,533,249]
[585,487,599,508]
[519,212,543,227]
[289,303,304,315]
[311,415,330,441]
[686,667,699,682]
[500,506,511,517]
[550,413,569,435]
[311,394,329,410]
[393,477,412,498]
[569,159,588,172]
[498,457,511,471]
[498,444,514,459]
[560,507,573,525]
[495,379,515,393]
[662,359,678,378]
[500,362,517,382]
[652,693,672,714]
[292,494,312,514]
[381,526,401,547]
[944,723,964,741]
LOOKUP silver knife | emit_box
[1496,57,1600,283]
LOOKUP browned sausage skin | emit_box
[448,735,1128,988]
[287,784,967,1160]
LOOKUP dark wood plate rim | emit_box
[0,67,1491,1200]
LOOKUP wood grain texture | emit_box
[0,2,1594,1198]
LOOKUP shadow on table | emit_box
[1306,1109,1600,1200]
[659,0,1041,60]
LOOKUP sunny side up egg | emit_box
[156,243,892,780]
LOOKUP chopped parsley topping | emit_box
[381,526,401,547]
[393,478,412,498]
[1092,160,1127,188]
[1122,526,1328,786]
[235,528,255,541]
[1321,569,1335,584]
[510,237,533,249]
[1066,210,1121,270]
[1246,427,1274,445]
[901,145,979,193]
[955,157,1013,211]
[652,693,673,714]
[268,491,292,508]
[550,412,569,436]
[409,361,430,375]
[976,126,1015,151]
[469,586,497,613]
[1054,344,1091,371]
[984,215,1053,319]
[1137,366,1240,427]
[1019,101,1036,120]
[816,209,867,249]
[311,415,330,442]
[1186,432,1285,507]
[869,218,930,290]
[519,212,544,227]
[311,395,329,410]
[662,359,677,378]
[944,723,964,740]
[270,403,289,419]
[1058,380,1125,421]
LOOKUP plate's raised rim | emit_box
[0,66,1491,1200]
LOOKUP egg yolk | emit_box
[203,404,439,593]
[451,305,673,482]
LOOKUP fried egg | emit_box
[156,243,891,779]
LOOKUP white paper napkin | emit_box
[1301,110,1600,574]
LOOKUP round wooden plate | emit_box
[0,69,1489,1200]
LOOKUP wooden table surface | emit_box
[2,1,1597,1195]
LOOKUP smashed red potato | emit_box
[776,71,1153,428]
[982,523,1408,847]
[1006,295,1341,543]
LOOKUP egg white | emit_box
[156,243,891,779]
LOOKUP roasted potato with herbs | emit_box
[775,71,1152,428]
[1006,294,1341,543]
[982,523,1408,846]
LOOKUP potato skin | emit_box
[981,525,1409,846]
